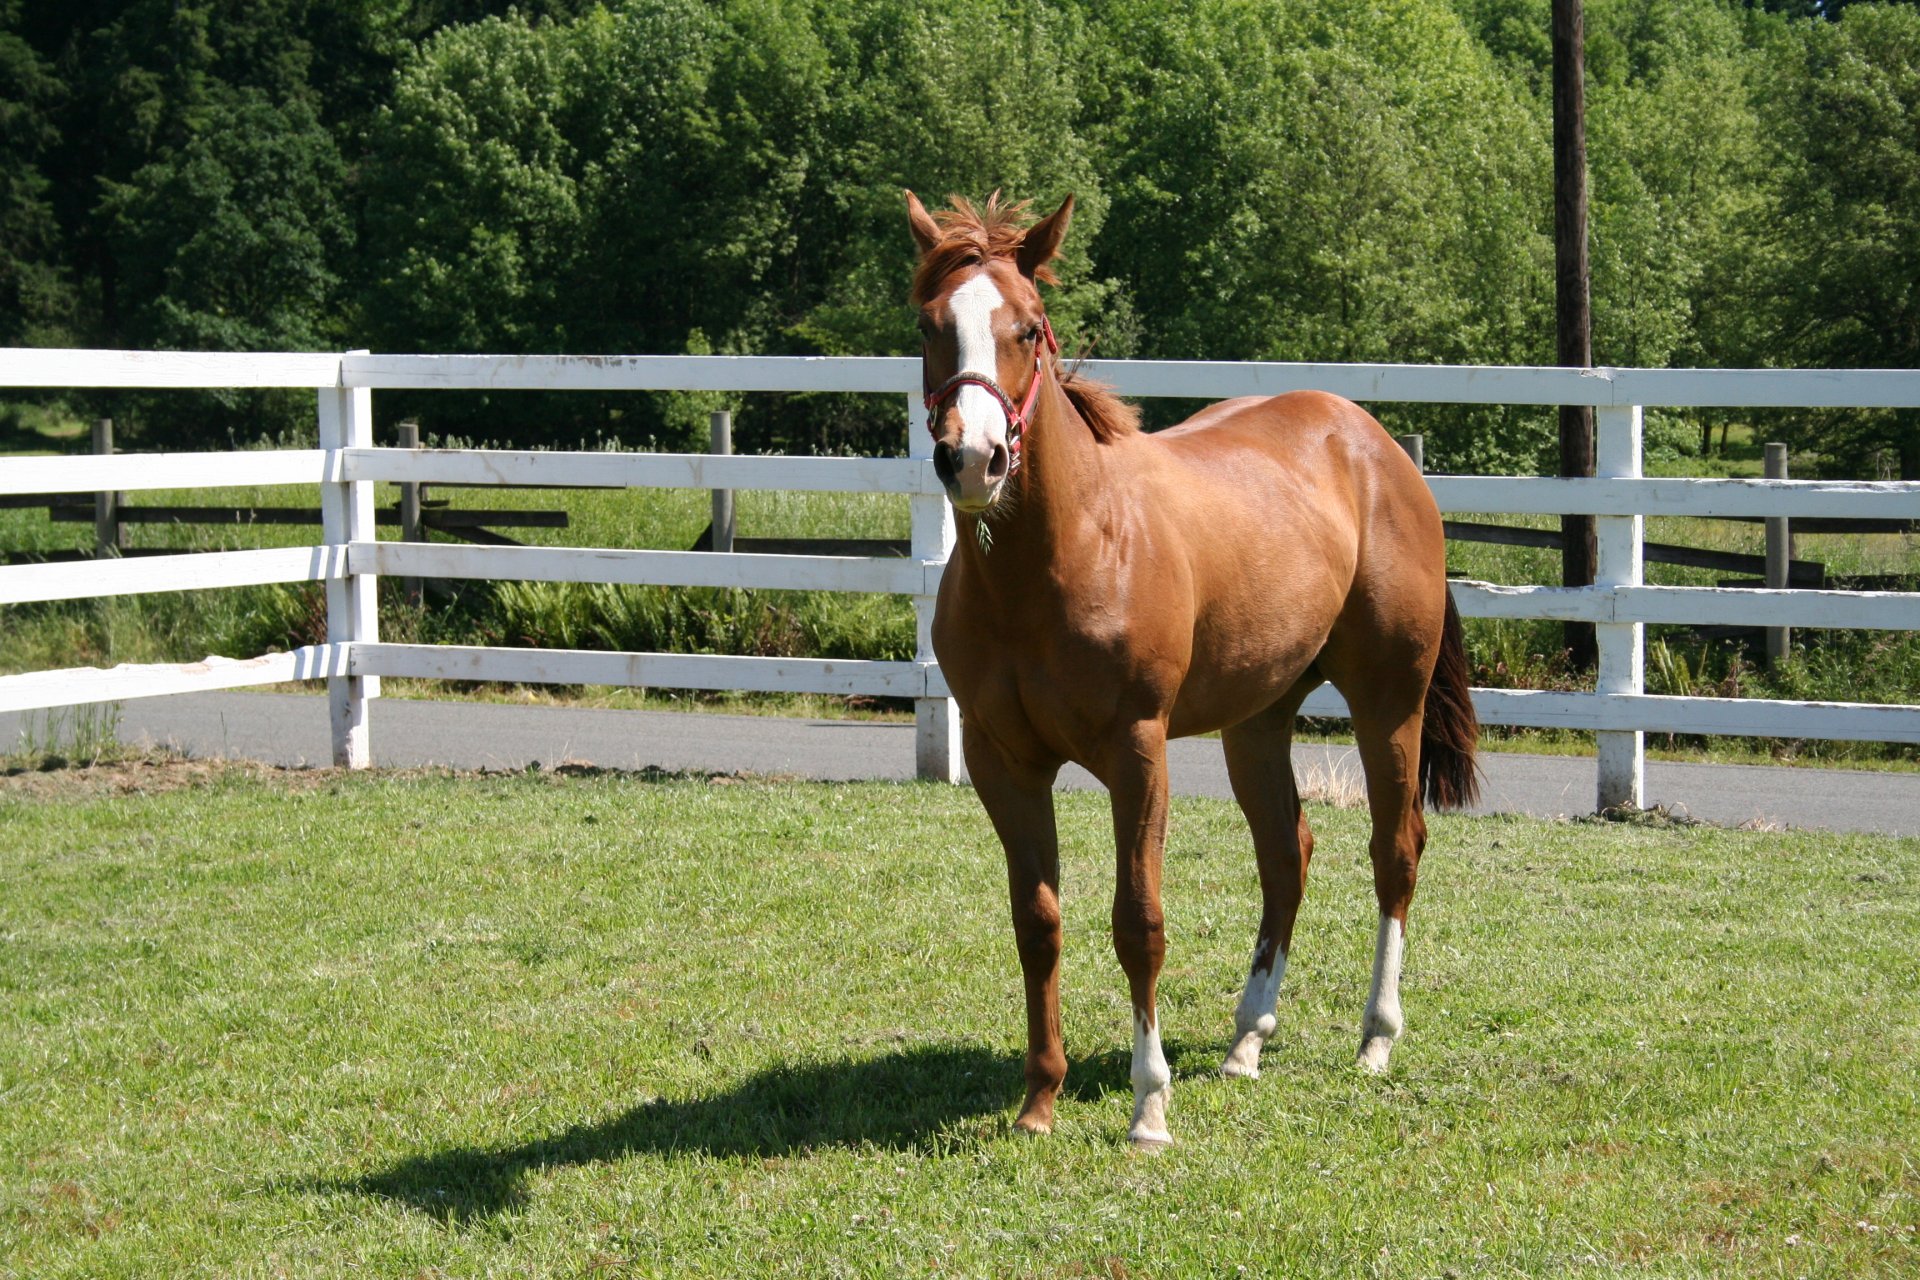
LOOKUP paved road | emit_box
[5,690,1918,836]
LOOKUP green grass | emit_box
[0,704,129,772]
[2,765,1917,1276]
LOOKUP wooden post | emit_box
[710,410,735,554]
[398,419,424,607]
[1554,0,1597,670]
[1594,403,1645,812]
[1765,442,1790,665]
[1396,433,1425,473]
[319,354,379,768]
[91,418,125,558]
[909,394,960,781]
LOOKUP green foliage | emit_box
[1752,2,1920,476]
[4,0,1919,472]
[1088,0,1556,470]
[480,579,914,663]
[1586,0,1774,373]
[355,0,1120,453]
[0,0,73,347]
[99,90,352,445]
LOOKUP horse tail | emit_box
[1420,586,1481,810]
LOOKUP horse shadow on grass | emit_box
[334,1040,1163,1226]
[330,1036,1190,1228]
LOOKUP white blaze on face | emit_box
[1358,914,1406,1073]
[945,272,1009,460]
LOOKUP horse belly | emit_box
[1153,484,1350,739]
[1166,608,1331,739]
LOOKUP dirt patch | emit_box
[0,753,339,800]
[0,753,790,801]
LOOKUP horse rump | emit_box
[1419,586,1481,810]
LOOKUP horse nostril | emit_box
[986,442,1010,482]
[932,441,959,488]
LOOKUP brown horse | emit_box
[907,191,1479,1147]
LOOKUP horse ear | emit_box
[1017,194,1074,279]
[904,190,941,257]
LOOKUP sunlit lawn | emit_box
[3,764,1916,1276]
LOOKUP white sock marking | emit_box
[1359,913,1405,1072]
[1130,1009,1173,1145]
[1223,941,1287,1078]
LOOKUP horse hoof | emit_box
[1221,1035,1263,1079]
[1012,1115,1053,1137]
[1356,1035,1395,1074]
[1128,1129,1173,1152]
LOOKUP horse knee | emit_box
[1014,918,1061,970]
[1011,891,1062,952]
[1110,908,1166,971]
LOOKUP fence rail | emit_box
[3,347,1918,809]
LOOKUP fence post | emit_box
[710,410,735,554]
[319,353,379,768]
[1594,403,1644,811]
[398,419,424,607]
[908,394,960,781]
[1396,433,1425,473]
[1765,442,1790,665]
[91,418,125,557]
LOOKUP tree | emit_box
[358,0,1121,454]
[1756,3,1920,476]
[95,90,351,443]
[0,0,73,347]
[1090,0,1554,470]
[358,2,828,447]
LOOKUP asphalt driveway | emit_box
[5,691,1916,837]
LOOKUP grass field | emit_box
[3,763,1917,1277]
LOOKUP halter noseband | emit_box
[923,315,1059,475]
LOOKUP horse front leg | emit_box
[1104,719,1174,1148]
[964,726,1067,1134]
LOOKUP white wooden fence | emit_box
[4,348,1918,811]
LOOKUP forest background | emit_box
[1,0,1916,475]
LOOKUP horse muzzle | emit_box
[932,433,1011,511]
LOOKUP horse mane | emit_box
[909,192,1053,305]
[911,192,1140,443]
[1058,364,1140,442]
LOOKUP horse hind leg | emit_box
[1220,686,1317,1079]
[1345,694,1429,1073]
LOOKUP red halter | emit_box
[923,315,1059,475]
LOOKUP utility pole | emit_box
[1554,0,1597,669]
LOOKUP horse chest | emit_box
[936,570,1192,761]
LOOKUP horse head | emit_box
[905,190,1072,512]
